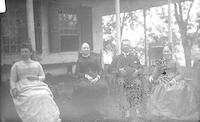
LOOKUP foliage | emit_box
[102,0,200,67]
[173,0,200,67]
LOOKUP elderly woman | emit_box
[72,43,108,115]
[10,43,61,122]
[146,46,199,122]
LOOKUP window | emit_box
[58,11,79,52]
[1,0,27,54]
[1,0,42,54]
[48,3,79,53]
[48,3,93,53]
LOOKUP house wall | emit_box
[2,0,170,65]
[38,0,105,75]
[1,0,170,75]
[39,0,79,65]
[1,0,80,76]
[38,0,104,75]
[39,0,102,63]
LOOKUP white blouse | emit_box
[10,60,45,90]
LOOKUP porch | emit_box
[1,0,172,75]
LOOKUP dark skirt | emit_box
[72,79,108,109]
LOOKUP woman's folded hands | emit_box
[85,74,100,84]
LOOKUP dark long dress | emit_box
[72,52,108,111]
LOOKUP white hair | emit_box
[163,46,172,54]
[81,43,90,51]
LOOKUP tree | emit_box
[102,0,200,66]
[174,0,200,67]
[102,10,144,56]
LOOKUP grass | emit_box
[2,67,199,122]
[1,74,127,122]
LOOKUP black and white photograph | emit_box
[1,0,200,121]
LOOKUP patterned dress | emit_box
[146,58,199,121]
[109,52,144,110]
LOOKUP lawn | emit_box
[2,67,199,122]
[1,74,128,122]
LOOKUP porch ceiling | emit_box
[48,0,187,15]
[84,0,170,15]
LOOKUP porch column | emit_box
[26,0,36,50]
[41,0,49,55]
[143,9,148,66]
[168,0,172,49]
[115,0,121,55]
[0,0,6,13]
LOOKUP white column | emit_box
[26,0,36,50]
[41,0,49,56]
[0,0,6,13]
[144,9,148,66]
[115,0,121,55]
[168,0,172,46]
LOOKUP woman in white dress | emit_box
[10,43,61,122]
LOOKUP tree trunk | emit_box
[180,30,192,67]
[180,27,192,67]
[183,45,192,67]
[174,1,194,67]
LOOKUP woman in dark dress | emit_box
[72,43,108,114]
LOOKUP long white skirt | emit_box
[11,79,61,122]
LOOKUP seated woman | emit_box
[72,43,108,113]
[10,43,61,122]
[146,46,199,122]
